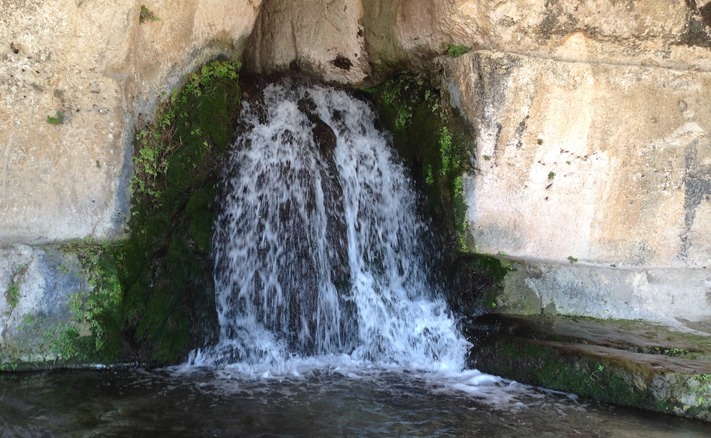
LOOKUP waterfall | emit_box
[189,80,468,372]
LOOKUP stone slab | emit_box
[0,245,86,368]
[496,258,711,327]
[469,314,711,422]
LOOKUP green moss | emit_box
[479,337,650,409]
[365,71,473,250]
[477,255,511,309]
[139,5,160,24]
[47,60,241,367]
[365,70,514,316]
[46,111,64,125]
[5,282,20,311]
[115,60,239,365]
[446,44,471,58]
[47,240,124,362]
[4,264,27,314]
[471,315,711,422]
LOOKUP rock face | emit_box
[444,46,711,328]
[247,0,711,80]
[0,0,261,244]
[469,314,711,422]
[0,245,86,367]
[1,0,260,366]
[244,0,369,83]
[446,49,711,269]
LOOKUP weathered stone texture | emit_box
[470,314,711,423]
[444,48,711,325]
[447,49,711,269]
[0,245,86,366]
[497,261,711,326]
[244,0,369,83]
[364,0,711,74]
[0,0,260,244]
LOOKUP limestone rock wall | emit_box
[247,0,709,81]
[0,0,261,245]
[362,0,711,76]
[0,245,86,366]
[443,46,711,327]
[1,0,260,366]
[446,49,711,269]
[244,0,369,83]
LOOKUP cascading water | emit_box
[190,80,468,372]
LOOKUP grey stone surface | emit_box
[497,259,711,331]
[0,245,86,366]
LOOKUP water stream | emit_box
[189,80,467,374]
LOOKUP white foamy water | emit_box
[189,80,469,375]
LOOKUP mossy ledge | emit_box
[6,60,244,368]
[469,314,711,423]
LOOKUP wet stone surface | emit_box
[468,314,711,422]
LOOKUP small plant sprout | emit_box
[446,44,471,58]
[6,282,20,310]
[568,256,578,263]
[47,111,64,125]
[425,166,434,186]
[548,171,556,180]
[139,5,160,23]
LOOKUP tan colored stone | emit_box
[243,0,369,84]
[0,0,261,244]
[497,260,711,326]
[444,49,711,324]
[231,1,711,84]
[362,1,711,75]
[446,49,711,269]
[245,0,710,81]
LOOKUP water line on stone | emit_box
[189,80,469,373]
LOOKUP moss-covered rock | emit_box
[0,246,90,370]
[15,60,246,368]
[469,314,711,423]
[365,70,471,250]
[108,60,241,365]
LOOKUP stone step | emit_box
[467,314,711,423]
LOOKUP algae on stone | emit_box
[365,69,472,251]
[470,314,711,423]
[365,68,515,320]
[2,60,245,368]
[113,60,242,365]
